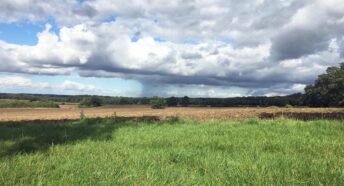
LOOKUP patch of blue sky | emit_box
[72,75,143,91]
[183,39,200,45]
[223,38,235,45]
[132,36,166,43]
[45,17,59,32]
[131,34,140,42]
[102,15,117,23]
[28,73,74,84]
[0,72,143,96]
[154,37,166,42]
[25,73,142,96]
[0,22,42,45]
[0,18,59,45]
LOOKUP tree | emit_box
[166,96,178,107]
[79,96,102,107]
[150,97,167,109]
[304,62,344,107]
[180,96,190,107]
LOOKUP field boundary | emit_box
[259,112,344,120]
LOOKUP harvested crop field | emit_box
[0,106,343,122]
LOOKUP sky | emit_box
[0,0,343,97]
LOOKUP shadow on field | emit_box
[0,116,166,158]
[259,112,344,120]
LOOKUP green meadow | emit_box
[0,118,343,185]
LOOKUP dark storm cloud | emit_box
[73,4,98,18]
[77,64,307,90]
[269,0,344,60]
[271,27,329,60]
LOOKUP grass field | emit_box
[1,118,343,185]
[0,99,59,109]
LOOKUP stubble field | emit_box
[0,106,343,122]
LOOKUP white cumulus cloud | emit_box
[0,0,343,96]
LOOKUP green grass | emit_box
[0,118,343,185]
[0,99,59,108]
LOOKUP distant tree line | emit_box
[165,94,304,107]
[0,94,151,105]
[0,99,59,108]
[0,93,305,107]
[0,62,342,108]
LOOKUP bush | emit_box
[285,104,293,108]
[150,97,166,109]
[80,111,86,120]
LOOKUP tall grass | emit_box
[0,118,343,185]
[0,99,59,108]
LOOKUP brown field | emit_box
[0,105,343,122]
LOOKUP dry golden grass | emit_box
[0,106,343,122]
